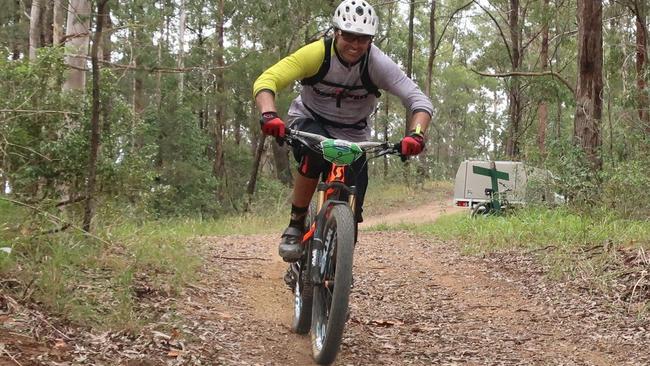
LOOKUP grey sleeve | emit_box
[369,46,433,116]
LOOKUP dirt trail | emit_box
[182,200,648,365]
[1,200,648,365]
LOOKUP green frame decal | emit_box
[320,139,363,165]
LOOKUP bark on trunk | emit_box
[177,0,187,98]
[63,0,91,91]
[505,0,521,158]
[41,0,53,47]
[83,0,108,232]
[271,142,292,186]
[29,0,42,61]
[538,0,550,155]
[634,2,650,132]
[53,0,65,45]
[101,1,112,135]
[405,0,416,135]
[425,0,436,98]
[12,0,21,59]
[574,0,603,171]
[213,0,226,199]
[246,134,267,211]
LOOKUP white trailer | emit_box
[453,160,551,209]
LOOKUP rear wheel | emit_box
[311,204,355,365]
[291,201,317,334]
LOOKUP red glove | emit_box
[400,133,425,156]
[260,111,285,138]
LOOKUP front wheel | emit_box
[291,201,317,334]
[311,204,355,365]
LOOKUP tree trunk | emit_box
[41,0,53,47]
[425,0,436,98]
[634,2,650,133]
[12,0,21,59]
[574,0,603,171]
[132,25,146,116]
[63,0,91,91]
[405,0,416,135]
[271,142,292,186]
[83,0,108,232]
[246,134,267,211]
[538,0,550,156]
[53,0,65,45]
[505,0,522,158]
[101,1,112,135]
[29,0,42,61]
[178,0,187,98]
[213,0,226,199]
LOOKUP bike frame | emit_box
[302,164,357,286]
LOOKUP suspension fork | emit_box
[310,164,358,285]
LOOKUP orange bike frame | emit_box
[301,164,356,245]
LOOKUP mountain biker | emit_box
[253,0,433,262]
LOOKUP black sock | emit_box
[289,205,308,229]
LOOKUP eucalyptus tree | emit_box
[29,0,42,60]
[574,0,603,171]
[63,0,91,91]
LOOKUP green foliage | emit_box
[601,156,650,219]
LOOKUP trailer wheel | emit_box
[471,202,492,218]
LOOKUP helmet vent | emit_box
[355,6,364,16]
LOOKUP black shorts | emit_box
[290,118,369,222]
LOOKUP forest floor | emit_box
[1,198,649,365]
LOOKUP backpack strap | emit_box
[301,37,381,98]
[360,48,381,98]
[301,38,333,86]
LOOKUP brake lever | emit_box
[392,142,408,162]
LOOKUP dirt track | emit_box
[1,200,649,365]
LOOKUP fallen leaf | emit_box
[53,339,68,350]
[167,350,183,357]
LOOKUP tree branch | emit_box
[61,52,254,74]
[0,196,113,246]
[472,0,513,66]
[0,109,81,115]
[432,1,474,60]
[471,69,576,95]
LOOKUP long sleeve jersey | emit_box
[253,38,433,141]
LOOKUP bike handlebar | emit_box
[282,127,405,161]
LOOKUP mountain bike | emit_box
[281,127,402,365]
[471,184,513,217]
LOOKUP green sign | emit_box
[472,163,510,212]
[472,166,509,180]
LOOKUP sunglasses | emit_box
[338,30,373,44]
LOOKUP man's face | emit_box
[335,30,372,64]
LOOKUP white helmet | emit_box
[332,0,379,36]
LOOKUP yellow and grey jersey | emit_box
[253,38,433,142]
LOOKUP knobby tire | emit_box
[311,204,355,365]
[291,201,318,334]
